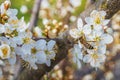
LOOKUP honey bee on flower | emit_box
[69,10,113,68]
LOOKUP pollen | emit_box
[1,47,8,57]
[94,17,101,24]
[0,44,10,59]
[94,36,101,42]
[31,47,37,54]
[91,53,98,59]
[23,37,31,44]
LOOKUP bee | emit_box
[21,59,31,69]
[79,35,94,49]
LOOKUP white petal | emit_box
[69,29,80,39]
[83,24,91,35]
[12,37,23,45]
[36,51,47,64]
[98,44,106,54]
[7,9,18,17]
[78,41,82,48]
[83,54,91,63]
[31,63,38,70]
[0,60,5,66]
[74,44,83,59]
[36,39,47,50]
[90,60,100,67]
[9,39,17,48]
[97,54,106,62]
[8,53,16,65]
[85,17,94,24]
[93,29,103,37]
[103,20,110,25]
[77,18,83,30]
[73,56,77,63]
[15,47,24,55]
[0,68,2,77]
[0,25,5,33]
[94,25,103,32]
[99,11,106,17]
[90,10,98,17]
[47,40,56,51]
[46,59,51,67]
[106,28,113,35]
[76,59,81,69]
[101,34,113,44]
[22,44,31,55]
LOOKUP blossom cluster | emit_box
[69,10,113,68]
[0,0,56,76]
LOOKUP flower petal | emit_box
[83,54,91,63]
[46,59,51,67]
[99,11,106,17]
[8,53,16,65]
[47,40,56,51]
[36,39,47,50]
[101,34,113,44]
[103,20,110,25]
[83,24,91,35]
[0,68,2,77]
[69,29,80,39]
[97,54,106,62]
[77,18,83,30]
[85,17,94,24]
[7,9,18,17]
[76,59,81,69]
[36,51,47,64]
[90,60,100,67]
[98,44,106,54]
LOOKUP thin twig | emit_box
[29,0,42,31]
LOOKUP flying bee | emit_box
[78,35,94,49]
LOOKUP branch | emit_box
[16,38,73,80]
[80,0,120,19]
[16,0,120,80]
[29,0,42,30]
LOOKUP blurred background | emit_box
[0,0,120,80]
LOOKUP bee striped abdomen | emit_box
[79,36,94,49]
[85,43,94,49]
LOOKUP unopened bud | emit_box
[4,0,11,10]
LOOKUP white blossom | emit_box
[0,44,11,59]
[83,50,106,67]
[85,10,110,26]
[69,18,91,39]
[71,44,83,68]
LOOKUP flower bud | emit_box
[4,0,11,10]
